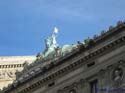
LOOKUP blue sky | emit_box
[0,0,125,56]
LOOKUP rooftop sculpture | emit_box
[45,27,59,50]
[36,21,125,62]
[44,27,59,57]
[37,27,77,61]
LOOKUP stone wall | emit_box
[0,56,36,89]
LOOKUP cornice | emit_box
[3,22,125,93]
[8,35,125,93]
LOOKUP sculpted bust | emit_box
[113,68,123,81]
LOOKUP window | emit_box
[90,80,98,93]
[87,62,95,67]
[48,82,55,87]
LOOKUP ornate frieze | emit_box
[0,56,35,90]
[0,70,16,80]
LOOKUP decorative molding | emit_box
[4,36,125,93]
[3,22,125,93]
[57,79,87,93]
[98,69,106,79]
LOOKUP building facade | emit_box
[0,56,36,89]
[2,22,125,93]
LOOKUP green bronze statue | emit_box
[37,27,78,61]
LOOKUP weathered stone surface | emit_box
[0,56,35,89]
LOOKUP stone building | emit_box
[2,22,125,93]
[0,56,36,89]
